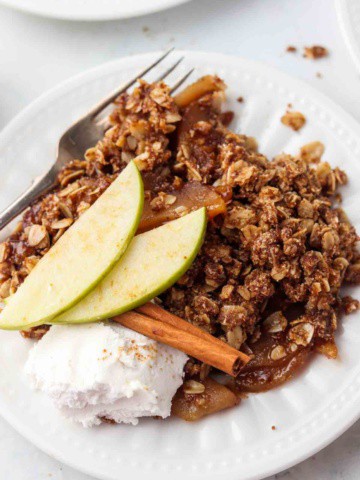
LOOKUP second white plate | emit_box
[0,0,192,21]
[336,0,360,74]
[0,51,360,480]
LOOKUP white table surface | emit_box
[0,0,359,478]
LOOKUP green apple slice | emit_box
[53,208,206,324]
[0,162,143,330]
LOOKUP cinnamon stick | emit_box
[113,307,249,377]
[138,303,250,365]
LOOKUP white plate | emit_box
[0,0,191,21]
[336,0,360,73]
[0,51,360,480]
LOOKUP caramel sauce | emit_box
[234,332,311,393]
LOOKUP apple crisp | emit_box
[1,76,359,419]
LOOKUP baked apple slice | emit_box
[172,377,239,421]
[138,182,225,233]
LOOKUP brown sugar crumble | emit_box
[300,141,325,164]
[237,96,244,103]
[286,46,297,53]
[304,45,329,60]
[20,324,50,340]
[271,425,276,430]
[281,110,306,131]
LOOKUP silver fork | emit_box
[0,49,194,231]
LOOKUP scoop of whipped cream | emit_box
[25,322,188,427]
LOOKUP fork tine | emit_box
[170,68,195,94]
[154,56,184,83]
[89,48,174,118]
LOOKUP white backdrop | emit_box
[0,0,359,478]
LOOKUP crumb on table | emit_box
[304,45,329,59]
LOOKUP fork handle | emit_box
[0,167,58,231]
